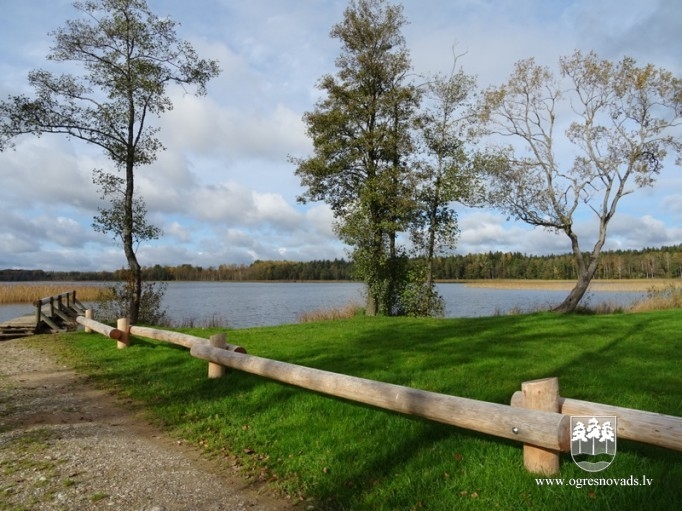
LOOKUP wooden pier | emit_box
[0,291,86,340]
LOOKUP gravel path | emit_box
[0,337,297,511]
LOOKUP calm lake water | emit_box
[0,281,647,328]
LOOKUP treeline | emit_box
[142,259,354,281]
[0,269,118,281]
[0,259,354,282]
[432,245,682,280]
[2,245,681,282]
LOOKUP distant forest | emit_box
[2,245,681,282]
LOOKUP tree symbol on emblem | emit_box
[572,417,615,455]
[599,421,615,454]
[572,420,587,453]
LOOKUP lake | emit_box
[0,281,646,328]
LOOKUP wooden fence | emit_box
[75,312,682,475]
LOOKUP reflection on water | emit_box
[0,281,646,328]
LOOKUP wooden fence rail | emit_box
[128,324,246,353]
[511,392,682,452]
[76,314,123,340]
[76,311,682,475]
[190,343,569,452]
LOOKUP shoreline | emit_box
[458,278,679,292]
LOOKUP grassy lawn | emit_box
[38,310,681,510]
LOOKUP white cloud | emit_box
[0,137,101,210]
[162,93,309,163]
[166,222,191,243]
[457,210,568,255]
[607,214,682,249]
[189,182,255,223]
[0,0,679,271]
[250,192,301,229]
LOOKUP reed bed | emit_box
[464,278,678,292]
[0,284,104,304]
[628,284,682,312]
[297,302,363,323]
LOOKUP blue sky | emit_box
[1,0,680,271]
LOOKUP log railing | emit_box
[76,311,682,475]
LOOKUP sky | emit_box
[0,0,680,272]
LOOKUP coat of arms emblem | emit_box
[570,416,617,472]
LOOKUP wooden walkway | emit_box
[0,291,86,340]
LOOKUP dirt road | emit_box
[0,336,298,511]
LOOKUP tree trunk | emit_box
[552,274,591,312]
[552,221,603,313]
[123,154,141,324]
[366,292,378,316]
[128,259,142,324]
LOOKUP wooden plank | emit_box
[191,345,569,451]
[39,313,62,332]
[0,325,35,340]
[0,314,37,329]
[53,307,75,325]
[511,391,682,451]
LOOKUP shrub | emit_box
[628,284,682,312]
[95,281,168,325]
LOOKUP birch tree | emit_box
[480,50,681,312]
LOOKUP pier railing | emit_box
[34,291,86,333]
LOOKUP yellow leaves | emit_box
[634,65,655,91]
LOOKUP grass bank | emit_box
[41,311,681,510]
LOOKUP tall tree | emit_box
[0,0,220,323]
[293,0,419,315]
[480,50,681,312]
[410,55,481,301]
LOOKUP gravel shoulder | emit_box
[0,336,296,511]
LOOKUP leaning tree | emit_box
[480,50,681,312]
[0,0,220,323]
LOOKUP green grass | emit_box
[39,310,682,510]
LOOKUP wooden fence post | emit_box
[208,333,227,378]
[84,309,93,333]
[518,377,561,475]
[34,300,41,332]
[117,317,130,349]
